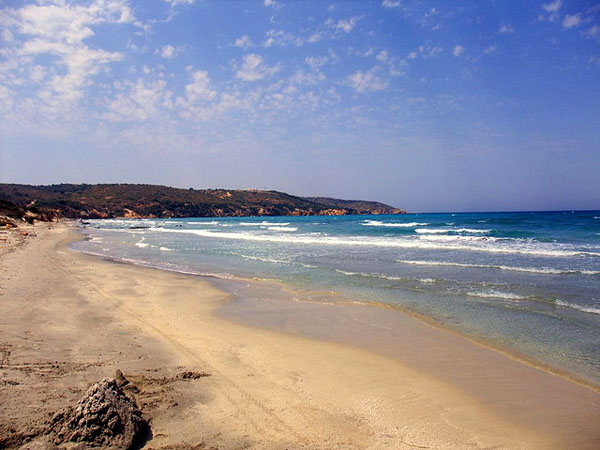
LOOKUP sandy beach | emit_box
[1,222,599,449]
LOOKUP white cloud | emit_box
[104,78,172,122]
[1,0,131,113]
[541,0,562,13]
[381,0,401,8]
[234,35,253,49]
[307,32,323,43]
[305,55,329,68]
[29,65,46,83]
[499,23,515,34]
[159,45,176,59]
[264,0,280,8]
[562,14,581,29]
[583,24,600,41]
[376,50,389,62]
[263,29,300,47]
[184,70,217,102]
[289,69,325,85]
[411,45,443,59]
[483,45,497,54]
[163,0,195,6]
[453,45,465,57]
[329,17,361,33]
[235,54,280,81]
[345,68,387,93]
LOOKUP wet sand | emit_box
[1,222,599,449]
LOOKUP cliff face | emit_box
[0,184,405,221]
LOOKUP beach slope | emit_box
[1,223,597,449]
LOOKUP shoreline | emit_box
[76,235,600,393]
[1,222,599,449]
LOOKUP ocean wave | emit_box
[147,228,599,257]
[240,221,291,226]
[466,290,527,300]
[266,226,298,232]
[235,253,291,265]
[555,300,600,315]
[395,259,600,275]
[418,234,498,242]
[159,246,173,251]
[418,278,437,284]
[187,221,218,225]
[415,228,491,234]
[135,242,149,248]
[335,269,406,281]
[362,220,428,228]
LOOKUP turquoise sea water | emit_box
[72,211,600,385]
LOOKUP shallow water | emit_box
[72,211,600,385]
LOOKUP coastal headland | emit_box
[0,183,404,222]
[1,222,599,449]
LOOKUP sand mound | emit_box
[49,377,147,449]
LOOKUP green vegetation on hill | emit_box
[0,184,404,221]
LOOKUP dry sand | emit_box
[1,223,599,449]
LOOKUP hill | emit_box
[0,184,404,222]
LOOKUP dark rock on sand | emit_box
[48,377,147,449]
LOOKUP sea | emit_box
[72,211,600,385]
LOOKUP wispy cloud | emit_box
[499,23,515,34]
[235,54,281,81]
[158,45,176,59]
[234,35,254,49]
[263,29,301,47]
[562,14,581,29]
[1,0,132,114]
[104,78,172,122]
[264,0,280,8]
[483,45,497,54]
[541,0,562,13]
[327,16,361,33]
[453,45,465,57]
[381,0,401,8]
[345,67,387,93]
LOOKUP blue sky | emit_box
[0,0,599,212]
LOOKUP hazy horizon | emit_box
[1,1,599,212]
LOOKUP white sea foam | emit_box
[159,246,173,251]
[187,221,218,225]
[555,300,600,315]
[267,226,298,232]
[466,290,526,300]
[362,220,428,228]
[236,254,291,265]
[335,269,405,281]
[147,227,599,257]
[415,228,491,234]
[418,234,498,242]
[240,221,291,226]
[135,242,149,248]
[415,228,449,234]
[395,259,600,275]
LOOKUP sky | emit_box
[0,0,599,212]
